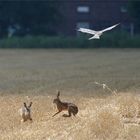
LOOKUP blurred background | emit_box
[0,0,139,48]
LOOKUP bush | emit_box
[0,33,140,48]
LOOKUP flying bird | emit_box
[78,23,120,40]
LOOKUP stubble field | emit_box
[0,49,140,140]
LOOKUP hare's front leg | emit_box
[52,111,61,117]
[21,118,26,122]
[29,117,32,122]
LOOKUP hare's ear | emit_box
[24,102,27,108]
[29,102,32,108]
[57,91,60,98]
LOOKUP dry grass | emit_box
[0,49,140,140]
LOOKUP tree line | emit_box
[0,1,139,37]
[128,1,140,33]
[0,0,61,37]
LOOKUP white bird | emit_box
[78,23,120,40]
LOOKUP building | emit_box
[58,0,134,36]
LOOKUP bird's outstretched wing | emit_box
[78,28,96,35]
[101,23,120,33]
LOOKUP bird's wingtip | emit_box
[116,23,120,26]
[77,28,81,31]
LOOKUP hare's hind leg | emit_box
[63,109,72,117]
[63,106,78,117]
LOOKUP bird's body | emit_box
[78,23,120,40]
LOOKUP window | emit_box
[121,6,127,13]
[77,22,90,29]
[77,6,90,13]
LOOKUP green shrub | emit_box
[0,33,140,48]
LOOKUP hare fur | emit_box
[19,102,32,122]
[53,91,78,117]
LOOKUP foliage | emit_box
[0,0,61,37]
[0,32,140,48]
[128,1,140,31]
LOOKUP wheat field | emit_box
[0,49,140,140]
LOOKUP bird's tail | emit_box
[89,35,100,40]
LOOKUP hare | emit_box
[52,91,78,117]
[19,102,33,122]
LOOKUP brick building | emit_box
[58,0,134,36]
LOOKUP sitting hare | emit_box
[19,102,33,122]
[53,91,78,117]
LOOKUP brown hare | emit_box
[53,91,78,117]
[19,102,33,122]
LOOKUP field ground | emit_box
[0,49,140,140]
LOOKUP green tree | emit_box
[0,0,62,37]
[128,1,140,32]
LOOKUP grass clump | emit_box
[116,94,140,118]
[92,110,123,140]
[0,32,140,48]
